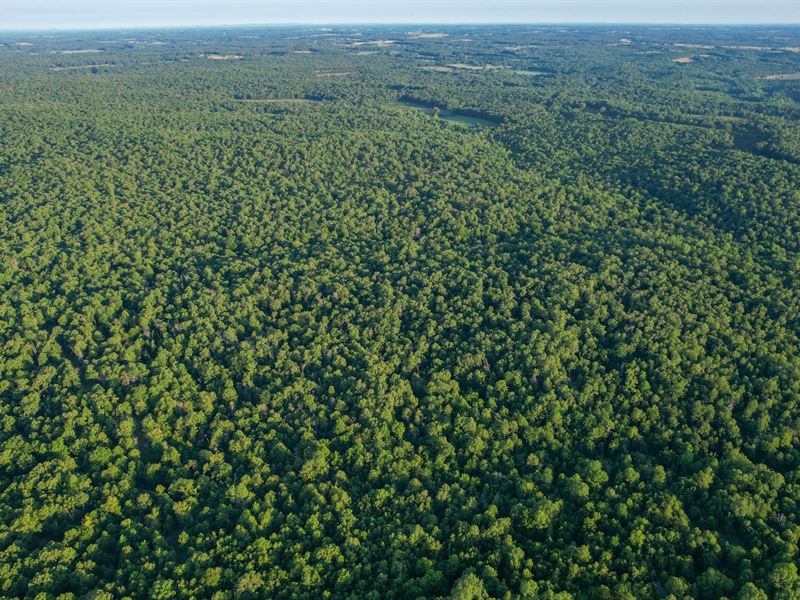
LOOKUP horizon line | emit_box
[2,21,800,33]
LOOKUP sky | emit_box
[1,0,799,30]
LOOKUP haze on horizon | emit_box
[1,0,799,31]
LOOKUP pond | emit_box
[398,98,500,128]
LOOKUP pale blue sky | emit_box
[1,0,798,30]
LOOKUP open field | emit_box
[49,63,116,71]
[235,98,320,104]
[762,72,800,80]
[315,70,352,77]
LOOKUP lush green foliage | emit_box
[1,25,799,599]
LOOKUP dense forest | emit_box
[0,24,799,599]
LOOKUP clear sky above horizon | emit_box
[1,0,799,31]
